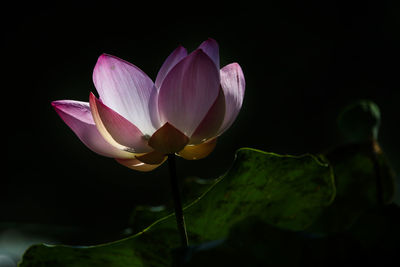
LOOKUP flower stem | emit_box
[167,154,189,249]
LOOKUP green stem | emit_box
[167,154,189,249]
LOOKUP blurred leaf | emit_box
[310,141,396,233]
[20,148,335,267]
[307,203,400,267]
[186,204,400,267]
[349,203,400,254]
[338,100,380,142]
[184,217,303,267]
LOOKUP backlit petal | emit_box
[89,93,136,154]
[148,122,189,154]
[52,100,134,159]
[158,50,220,136]
[93,54,157,135]
[148,83,162,130]
[155,45,187,89]
[115,157,165,172]
[89,93,152,153]
[218,63,245,135]
[190,88,225,144]
[178,138,217,160]
[198,38,220,69]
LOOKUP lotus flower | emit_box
[52,39,245,171]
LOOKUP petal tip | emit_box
[89,91,101,102]
[51,101,65,114]
[205,37,218,44]
[197,39,220,69]
[51,101,59,108]
[96,53,109,64]
[176,45,187,52]
[191,49,216,65]
[88,92,96,103]
[192,48,206,56]
[99,53,111,59]
[95,53,121,67]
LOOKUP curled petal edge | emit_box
[218,62,245,136]
[52,100,135,159]
[89,92,138,155]
[89,92,152,153]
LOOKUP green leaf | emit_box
[19,148,335,267]
[184,148,335,241]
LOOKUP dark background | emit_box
[2,0,399,258]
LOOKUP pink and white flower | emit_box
[52,39,245,171]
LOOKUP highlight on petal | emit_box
[158,49,220,137]
[135,150,167,165]
[178,138,217,160]
[89,93,137,154]
[155,45,188,89]
[198,38,220,69]
[190,88,225,144]
[148,122,190,155]
[93,54,158,135]
[52,100,134,159]
[218,63,246,135]
[115,157,165,172]
[88,93,152,153]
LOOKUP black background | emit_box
[2,0,399,241]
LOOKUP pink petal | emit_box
[116,157,165,172]
[198,38,220,69]
[52,100,135,159]
[93,54,158,135]
[158,49,220,137]
[148,86,162,130]
[89,93,136,153]
[218,63,246,135]
[189,88,225,144]
[155,45,187,89]
[89,93,152,153]
[151,47,188,130]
